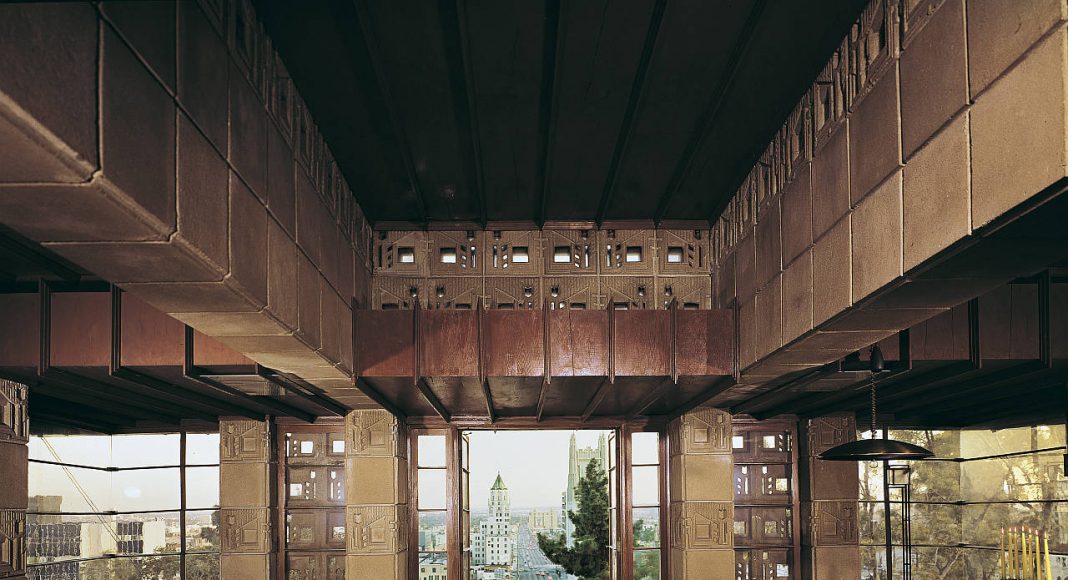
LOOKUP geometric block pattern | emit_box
[220,508,272,554]
[804,415,855,456]
[221,419,270,463]
[0,380,28,445]
[287,466,345,507]
[670,501,734,549]
[286,432,347,466]
[372,229,713,312]
[668,409,736,578]
[220,418,276,579]
[344,409,409,580]
[798,416,861,578]
[346,504,407,554]
[286,510,348,551]
[671,407,733,456]
[0,509,25,577]
[733,506,793,547]
[806,501,859,547]
[346,409,405,458]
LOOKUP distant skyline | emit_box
[467,430,611,509]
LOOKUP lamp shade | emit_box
[819,438,934,461]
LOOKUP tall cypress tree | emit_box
[537,458,610,580]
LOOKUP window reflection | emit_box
[859,425,1068,579]
[26,432,220,579]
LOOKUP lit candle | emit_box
[1011,528,1017,578]
[1026,528,1031,580]
[1001,528,1007,578]
[1017,528,1023,579]
[1045,532,1053,580]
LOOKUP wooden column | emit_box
[798,415,861,579]
[667,408,735,579]
[345,410,408,580]
[219,418,277,580]
[0,380,28,580]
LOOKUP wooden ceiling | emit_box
[255,0,867,228]
[726,274,1068,430]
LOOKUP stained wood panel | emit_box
[979,283,1040,360]
[49,291,111,367]
[482,310,544,376]
[119,292,184,367]
[548,309,608,376]
[192,330,255,368]
[676,309,733,376]
[356,309,414,377]
[0,293,40,369]
[908,303,971,361]
[613,310,670,376]
[420,310,478,377]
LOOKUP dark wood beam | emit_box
[418,377,453,422]
[441,0,486,228]
[535,377,549,422]
[794,361,976,419]
[581,377,612,422]
[182,326,318,423]
[355,377,408,419]
[258,366,351,417]
[0,224,83,282]
[535,0,561,226]
[889,361,1050,414]
[594,0,667,225]
[479,378,496,423]
[654,0,769,224]
[626,377,675,420]
[351,0,430,226]
[668,376,736,421]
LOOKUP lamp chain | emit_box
[870,374,878,438]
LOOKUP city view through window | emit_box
[416,429,662,580]
[25,432,220,579]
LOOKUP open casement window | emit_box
[412,429,451,578]
[407,425,669,580]
[279,423,347,580]
[626,428,667,580]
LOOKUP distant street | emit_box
[515,523,568,580]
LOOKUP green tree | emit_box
[537,458,610,580]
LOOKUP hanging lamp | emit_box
[819,345,934,461]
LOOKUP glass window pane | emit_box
[632,465,659,507]
[418,513,448,551]
[29,462,112,512]
[112,434,180,467]
[632,432,659,465]
[632,507,660,548]
[27,513,118,562]
[417,552,449,577]
[30,435,111,467]
[186,510,220,552]
[185,553,220,579]
[186,433,220,465]
[419,469,447,510]
[419,435,446,468]
[113,513,176,555]
[112,468,181,511]
[633,549,661,580]
[186,467,220,509]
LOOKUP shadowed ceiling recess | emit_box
[255,0,868,228]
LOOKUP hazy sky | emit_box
[467,430,610,510]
